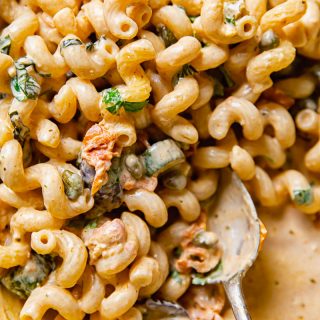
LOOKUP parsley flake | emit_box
[225,16,236,26]
[61,38,83,50]
[156,25,177,47]
[0,35,11,55]
[172,64,197,86]
[102,88,148,115]
[10,57,40,101]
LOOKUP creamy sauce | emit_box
[224,205,320,320]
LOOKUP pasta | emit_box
[0,0,320,319]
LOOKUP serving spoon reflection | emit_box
[203,168,261,320]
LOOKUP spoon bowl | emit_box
[204,168,261,320]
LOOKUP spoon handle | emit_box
[223,276,251,320]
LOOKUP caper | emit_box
[125,154,145,179]
[62,170,84,200]
[162,171,187,190]
[193,231,218,248]
[259,30,280,52]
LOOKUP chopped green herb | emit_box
[65,217,86,229]
[0,93,6,99]
[0,35,11,55]
[214,78,225,97]
[156,25,177,47]
[122,100,148,112]
[293,188,313,205]
[172,64,197,86]
[15,57,34,70]
[37,72,51,78]
[9,111,30,146]
[116,39,124,47]
[225,16,236,26]
[218,66,235,88]
[189,15,198,23]
[102,87,148,115]
[10,57,40,101]
[85,41,95,51]
[259,30,280,52]
[191,260,223,285]
[84,219,98,229]
[207,65,235,94]
[62,170,84,200]
[1,253,55,299]
[142,139,185,176]
[61,38,82,50]
[171,270,183,284]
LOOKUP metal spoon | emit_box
[203,168,261,320]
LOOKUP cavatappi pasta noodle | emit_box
[0,0,320,319]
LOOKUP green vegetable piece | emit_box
[142,139,185,176]
[0,35,11,55]
[62,170,84,200]
[61,38,82,49]
[102,87,148,115]
[1,253,55,299]
[225,16,236,26]
[259,30,280,52]
[156,25,177,47]
[172,64,197,86]
[191,260,223,285]
[82,157,123,218]
[293,188,313,205]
